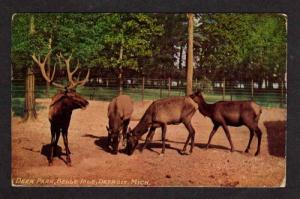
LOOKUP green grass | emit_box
[11,97,47,117]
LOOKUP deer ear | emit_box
[106,126,110,133]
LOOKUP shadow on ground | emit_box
[83,134,117,154]
[41,144,70,165]
[154,138,239,152]
[264,121,286,158]
[138,142,181,155]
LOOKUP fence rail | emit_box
[12,77,287,108]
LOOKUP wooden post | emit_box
[168,77,171,97]
[230,81,233,101]
[281,80,284,107]
[186,13,194,96]
[118,71,123,95]
[251,79,254,100]
[160,79,163,98]
[222,78,225,100]
[142,76,145,102]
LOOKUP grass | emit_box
[11,84,286,117]
[11,97,47,117]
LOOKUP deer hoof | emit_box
[180,150,188,155]
[230,148,235,152]
[255,152,259,156]
[245,149,249,153]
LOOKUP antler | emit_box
[32,50,65,88]
[57,52,90,89]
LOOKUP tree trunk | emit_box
[118,36,124,95]
[23,15,37,121]
[45,37,52,97]
[45,57,50,97]
[118,70,123,95]
[186,13,194,96]
[24,67,37,121]
[179,44,183,70]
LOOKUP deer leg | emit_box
[245,129,255,153]
[222,124,235,152]
[49,125,56,166]
[206,124,219,149]
[107,133,112,149]
[54,131,60,146]
[182,133,191,154]
[62,129,71,166]
[53,130,60,156]
[254,127,262,156]
[189,124,196,154]
[183,122,196,154]
[142,127,156,152]
[122,119,130,147]
[161,124,167,154]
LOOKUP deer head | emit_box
[32,50,90,90]
[50,89,89,110]
[125,128,139,155]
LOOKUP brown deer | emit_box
[32,50,90,166]
[107,95,133,154]
[190,90,262,156]
[125,96,198,155]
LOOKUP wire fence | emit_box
[12,77,287,109]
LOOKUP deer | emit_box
[125,96,199,155]
[106,95,134,154]
[190,90,262,156]
[32,50,90,166]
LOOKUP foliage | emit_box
[196,13,286,82]
[12,13,287,83]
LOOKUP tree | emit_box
[195,13,286,87]
[95,14,163,93]
[12,14,102,120]
[186,13,194,95]
[11,14,38,121]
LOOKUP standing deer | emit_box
[190,90,262,156]
[107,95,133,154]
[32,51,90,166]
[125,96,198,155]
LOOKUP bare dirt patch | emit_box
[12,99,286,187]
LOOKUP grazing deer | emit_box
[32,50,90,166]
[190,90,262,156]
[107,95,133,154]
[125,96,198,155]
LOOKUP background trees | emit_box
[196,14,286,86]
[12,13,286,82]
[11,13,287,119]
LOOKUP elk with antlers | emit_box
[32,50,90,166]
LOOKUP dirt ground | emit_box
[12,98,286,187]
